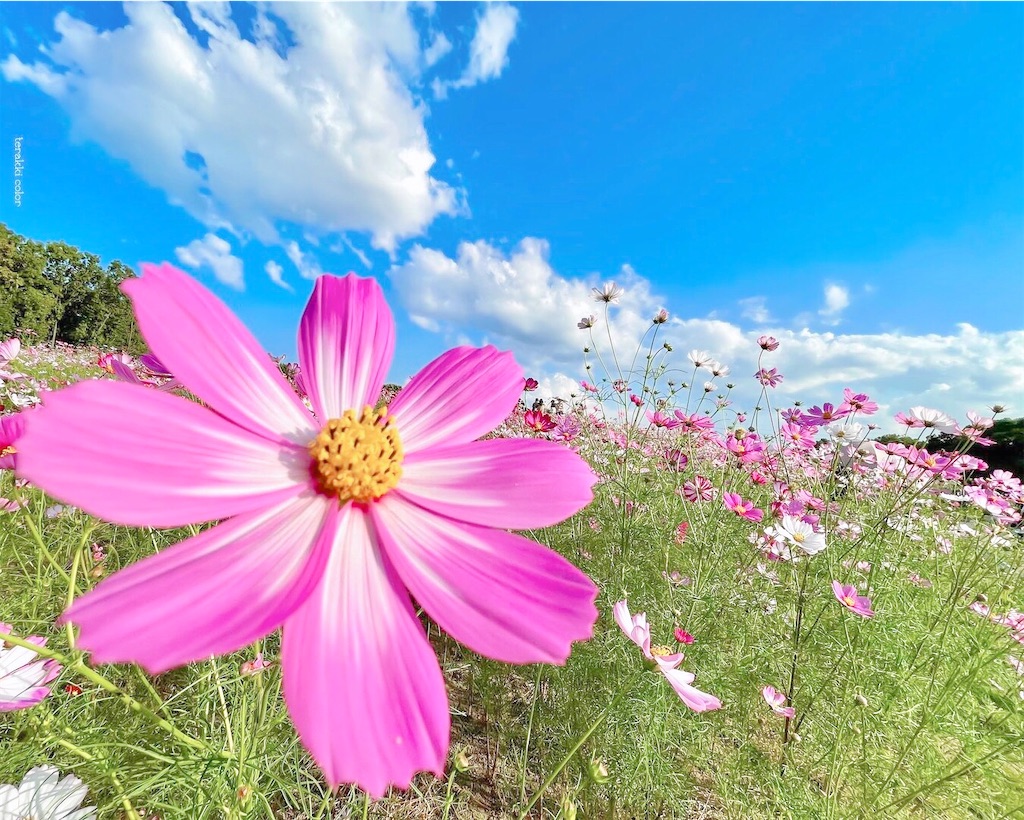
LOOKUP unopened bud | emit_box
[588,756,611,784]
[854,694,868,707]
[237,785,252,803]
[559,795,578,820]
[454,750,471,772]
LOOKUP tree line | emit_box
[0,223,144,351]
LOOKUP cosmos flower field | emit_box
[0,269,1022,819]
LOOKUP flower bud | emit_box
[588,756,611,784]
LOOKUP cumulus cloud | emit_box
[433,2,519,98]
[739,296,772,324]
[819,283,850,323]
[389,237,1024,432]
[175,233,245,290]
[3,2,461,281]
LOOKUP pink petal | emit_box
[661,667,722,712]
[281,506,449,797]
[297,274,395,421]
[372,495,598,664]
[65,494,332,674]
[123,263,316,444]
[388,346,523,451]
[17,381,310,528]
[397,438,596,529]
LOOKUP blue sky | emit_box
[2,2,1022,429]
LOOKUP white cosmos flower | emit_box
[688,350,713,368]
[908,406,957,433]
[0,767,96,820]
[591,283,623,303]
[775,515,827,555]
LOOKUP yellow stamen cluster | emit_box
[792,532,806,543]
[0,445,15,458]
[308,406,403,504]
[650,645,674,657]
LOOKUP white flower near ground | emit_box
[0,766,96,820]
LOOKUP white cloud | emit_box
[264,260,291,291]
[433,2,518,98]
[424,31,452,67]
[388,238,663,377]
[3,2,462,275]
[388,237,1024,433]
[285,241,324,281]
[819,282,850,323]
[175,233,244,290]
[739,296,772,324]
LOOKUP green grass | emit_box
[2,425,1022,818]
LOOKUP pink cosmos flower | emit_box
[630,394,644,407]
[613,601,721,713]
[755,368,783,388]
[646,410,680,429]
[802,403,849,427]
[761,685,795,719]
[16,264,599,797]
[757,335,779,352]
[673,627,695,645]
[524,409,557,432]
[832,581,875,618]
[680,475,715,503]
[723,492,764,522]
[0,337,21,366]
[839,388,878,416]
[0,412,27,471]
[0,623,63,711]
[674,521,689,544]
[240,652,273,677]
[523,377,539,391]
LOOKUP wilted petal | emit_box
[388,346,523,451]
[282,506,449,797]
[65,494,332,674]
[123,263,316,444]
[17,381,309,528]
[398,438,595,529]
[297,274,395,420]
[373,496,598,664]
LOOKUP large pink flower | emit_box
[16,264,599,797]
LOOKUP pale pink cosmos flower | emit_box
[0,623,63,711]
[905,406,957,433]
[0,337,21,366]
[17,264,599,798]
[832,581,875,618]
[613,601,721,713]
[578,316,596,329]
[240,652,273,677]
[592,283,623,303]
[761,685,795,719]
[757,335,779,351]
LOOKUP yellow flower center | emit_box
[308,406,403,504]
[792,532,805,543]
[843,595,857,607]
[0,445,15,457]
[650,645,674,657]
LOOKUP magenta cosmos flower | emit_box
[0,412,27,470]
[16,264,599,797]
[832,580,875,619]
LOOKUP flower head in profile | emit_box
[0,766,96,820]
[652,308,669,324]
[0,412,27,471]
[688,350,714,368]
[523,377,539,392]
[17,264,599,798]
[832,581,875,618]
[613,601,721,713]
[761,685,795,719]
[592,283,623,303]
[577,316,596,329]
[0,623,62,712]
[757,335,779,352]
[905,406,957,433]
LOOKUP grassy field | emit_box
[1,334,1023,819]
